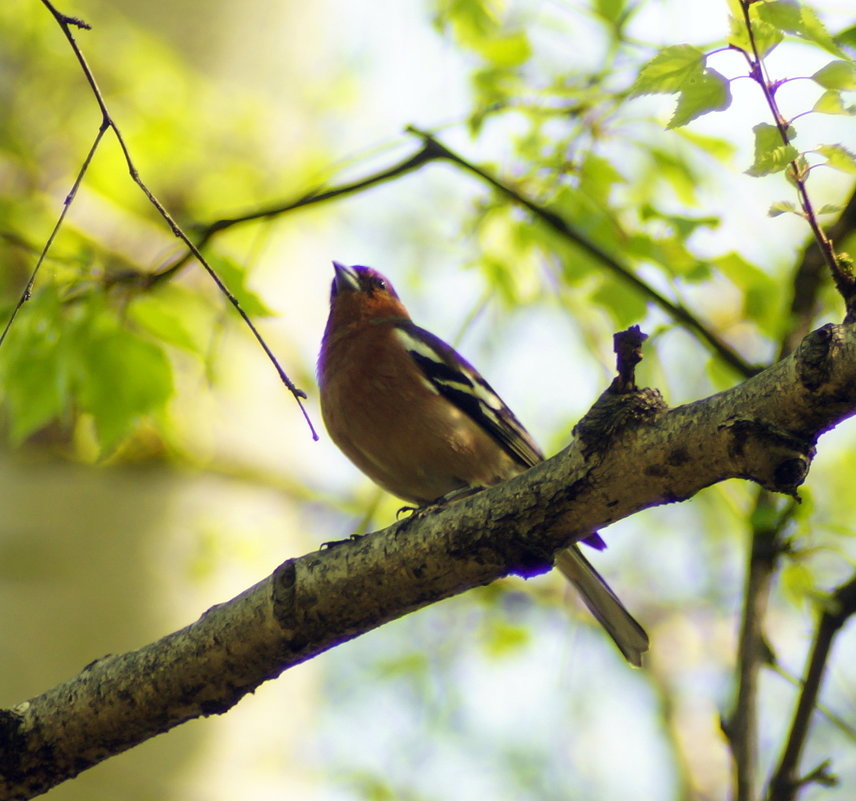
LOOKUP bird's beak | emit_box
[331,261,360,296]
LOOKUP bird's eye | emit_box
[373,278,387,291]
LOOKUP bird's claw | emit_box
[320,533,365,550]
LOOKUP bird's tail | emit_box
[554,545,649,667]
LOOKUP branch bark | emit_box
[3,323,856,799]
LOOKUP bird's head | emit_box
[327,261,409,325]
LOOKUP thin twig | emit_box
[769,661,856,743]
[145,142,449,287]
[0,123,107,348]
[767,574,856,801]
[31,0,318,439]
[112,128,759,380]
[204,144,445,239]
[25,0,762,435]
[406,126,760,379]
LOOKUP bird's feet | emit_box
[396,485,484,521]
[320,533,365,550]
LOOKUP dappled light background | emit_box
[1,0,856,799]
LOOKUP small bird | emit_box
[318,261,648,666]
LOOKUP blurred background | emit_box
[1,0,855,798]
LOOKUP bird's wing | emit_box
[393,323,544,469]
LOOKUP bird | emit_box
[317,261,649,666]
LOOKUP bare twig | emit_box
[0,123,107,348]
[105,125,759,379]
[22,0,319,439]
[611,325,647,392]
[406,126,760,379]
[203,143,446,239]
[767,574,856,801]
[769,657,856,742]
[144,142,450,287]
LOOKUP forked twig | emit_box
[0,122,107,348]
[4,1,318,439]
[767,574,856,801]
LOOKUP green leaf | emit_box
[817,203,843,215]
[746,123,798,176]
[642,147,702,205]
[714,252,781,336]
[813,89,856,116]
[5,349,66,444]
[631,46,731,127]
[632,45,706,96]
[434,0,501,38]
[470,66,523,130]
[472,31,531,67]
[838,24,856,52]
[768,200,801,217]
[624,230,712,281]
[816,144,856,175]
[674,127,739,162]
[435,0,531,70]
[127,284,213,355]
[482,619,530,657]
[206,254,276,318]
[578,152,626,205]
[756,0,846,57]
[781,559,817,606]
[668,68,732,128]
[812,60,856,90]
[591,277,649,327]
[75,328,173,450]
[706,351,744,389]
[728,9,782,56]
[785,153,810,186]
[638,206,721,238]
[0,287,68,443]
[594,0,627,25]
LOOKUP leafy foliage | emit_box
[631,45,732,128]
[755,0,846,57]
[746,123,800,176]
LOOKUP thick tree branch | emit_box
[3,323,856,799]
